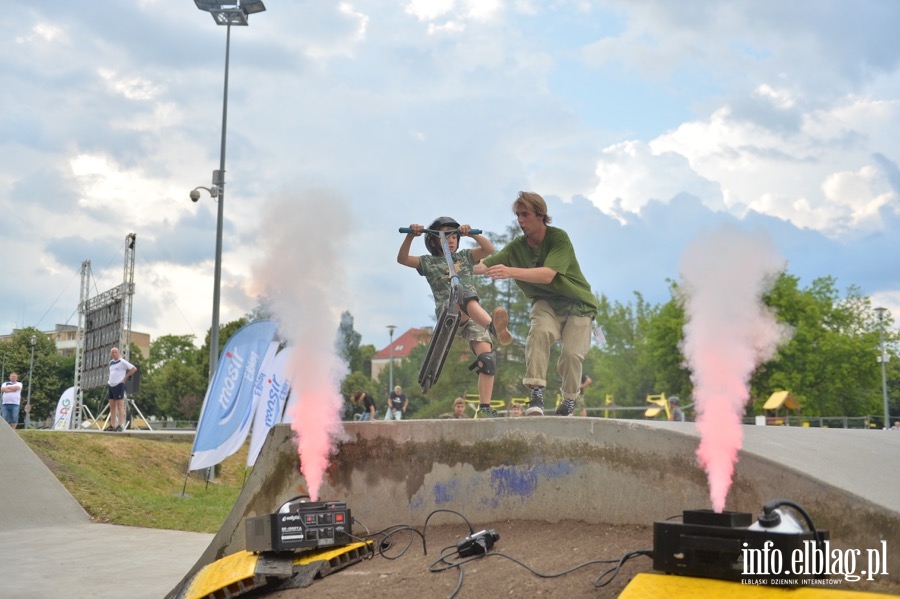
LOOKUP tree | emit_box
[592,293,661,408]
[140,334,203,417]
[754,275,885,418]
[335,311,364,373]
[0,328,67,427]
[147,334,198,372]
[144,359,207,420]
[643,290,691,400]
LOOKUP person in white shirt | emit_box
[107,347,137,432]
[1,372,23,428]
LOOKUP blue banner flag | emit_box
[189,319,279,471]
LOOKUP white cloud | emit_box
[589,139,725,220]
[3,0,900,349]
[16,23,66,45]
[98,68,165,101]
[588,96,900,238]
[406,0,455,21]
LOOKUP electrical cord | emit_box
[423,508,476,538]
[353,518,427,559]
[357,509,653,598]
[593,549,653,588]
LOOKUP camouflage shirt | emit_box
[415,249,479,315]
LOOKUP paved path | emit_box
[0,424,211,599]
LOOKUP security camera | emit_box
[190,189,201,202]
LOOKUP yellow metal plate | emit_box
[184,550,259,599]
[621,573,895,598]
[293,541,371,565]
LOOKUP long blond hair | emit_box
[513,191,552,224]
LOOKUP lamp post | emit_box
[191,0,266,382]
[875,307,890,429]
[387,325,397,394]
[25,335,36,429]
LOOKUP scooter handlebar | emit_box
[399,227,482,235]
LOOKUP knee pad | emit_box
[468,351,497,376]
[458,289,480,317]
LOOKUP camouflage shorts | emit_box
[458,318,491,345]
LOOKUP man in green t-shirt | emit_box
[478,192,598,416]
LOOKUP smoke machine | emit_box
[653,499,829,584]
[245,495,353,553]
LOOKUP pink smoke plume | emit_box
[250,188,349,501]
[679,223,791,512]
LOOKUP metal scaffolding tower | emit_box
[70,233,137,429]
[72,260,92,429]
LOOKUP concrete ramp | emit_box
[0,422,90,530]
[0,426,214,599]
[167,418,900,595]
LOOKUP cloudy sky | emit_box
[3,0,898,353]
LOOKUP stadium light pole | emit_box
[25,335,36,429]
[387,325,397,394]
[875,307,889,429]
[191,0,266,382]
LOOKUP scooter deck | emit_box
[418,299,461,393]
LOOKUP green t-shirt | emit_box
[482,226,598,318]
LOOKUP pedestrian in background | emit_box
[576,373,592,417]
[668,396,685,422]
[451,397,467,419]
[1,372,23,428]
[385,385,408,421]
[106,347,136,432]
[352,390,376,421]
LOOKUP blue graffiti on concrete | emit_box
[491,461,574,500]
[424,461,575,507]
[433,478,459,505]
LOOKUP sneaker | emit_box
[491,307,513,345]
[104,425,115,432]
[475,405,499,418]
[114,426,123,432]
[525,387,544,416]
[555,398,576,417]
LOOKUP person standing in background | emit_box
[1,372,23,428]
[106,347,136,432]
[385,385,408,421]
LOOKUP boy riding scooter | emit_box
[397,217,511,417]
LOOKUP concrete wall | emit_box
[168,418,900,594]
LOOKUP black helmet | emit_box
[425,216,460,256]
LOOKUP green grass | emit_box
[19,431,250,533]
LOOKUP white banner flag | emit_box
[189,320,279,471]
[247,346,293,467]
[53,387,76,430]
[251,341,280,421]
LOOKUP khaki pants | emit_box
[523,300,592,400]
